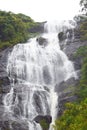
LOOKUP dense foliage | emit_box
[40,119,49,130]
[54,99,87,130]
[0,11,41,49]
[79,18,87,41]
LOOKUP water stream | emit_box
[3,20,77,130]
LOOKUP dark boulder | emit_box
[34,115,52,124]
[36,37,48,46]
[34,115,52,130]
[58,32,66,42]
[0,77,10,87]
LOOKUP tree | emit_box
[0,10,41,49]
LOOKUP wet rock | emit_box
[0,47,12,85]
[66,29,73,40]
[33,92,42,113]
[0,47,12,106]
[0,77,10,87]
[43,66,52,84]
[55,77,79,117]
[0,85,11,94]
[58,32,66,42]
[34,115,52,124]
[34,115,52,130]
[0,95,3,105]
[0,120,29,130]
[55,77,79,93]
[12,121,29,130]
[58,29,74,50]
[36,37,48,46]
[73,56,83,70]
[63,40,87,71]
[0,121,10,130]
[33,91,50,115]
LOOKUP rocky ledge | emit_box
[57,25,87,117]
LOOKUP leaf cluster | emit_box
[0,10,40,49]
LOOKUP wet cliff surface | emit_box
[57,26,87,117]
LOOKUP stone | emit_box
[34,115,52,130]
[58,32,66,42]
[36,37,48,46]
[34,115,52,124]
[0,121,10,130]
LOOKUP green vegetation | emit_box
[40,119,49,130]
[76,46,87,100]
[54,100,87,130]
[75,0,87,41]
[0,11,41,49]
[79,20,87,41]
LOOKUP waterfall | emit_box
[3,20,77,130]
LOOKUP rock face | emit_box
[36,37,48,46]
[0,47,12,105]
[58,32,66,42]
[55,77,79,117]
[57,24,87,117]
[0,120,29,130]
[0,47,29,130]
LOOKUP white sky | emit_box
[0,0,80,22]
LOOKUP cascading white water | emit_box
[3,20,77,130]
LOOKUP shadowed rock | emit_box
[34,115,52,130]
[55,77,79,117]
[58,32,66,42]
[36,37,48,46]
[34,115,52,124]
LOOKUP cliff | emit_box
[0,14,87,130]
